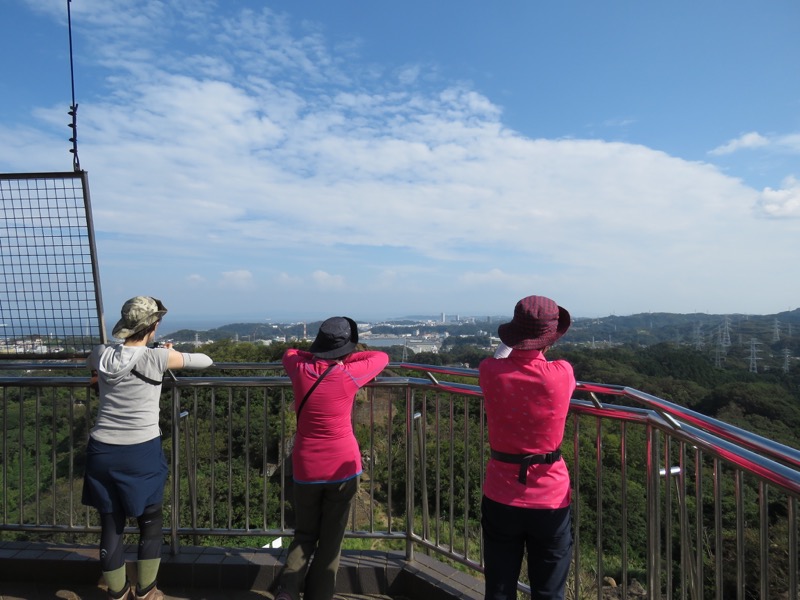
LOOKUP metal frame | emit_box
[0,171,106,359]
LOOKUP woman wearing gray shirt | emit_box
[83,296,212,600]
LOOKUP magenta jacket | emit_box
[479,348,575,508]
[283,348,389,483]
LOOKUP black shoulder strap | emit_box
[131,369,163,386]
[296,363,336,422]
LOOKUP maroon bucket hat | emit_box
[497,295,571,350]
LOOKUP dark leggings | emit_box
[99,502,163,572]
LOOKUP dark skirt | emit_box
[81,435,168,517]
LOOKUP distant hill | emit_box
[161,309,800,358]
[568,309,800,347]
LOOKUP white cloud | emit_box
[709,130,800,157]
[459,269,530,289]
[220,270,254,288]
[774,133,800,153]
[601,117,637,128]
[757,177,800,218]
[4,2,800,319]
[397,65,422,85]
[709,132,769,155]
[311,271,346,290]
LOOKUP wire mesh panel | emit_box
[0,171,105,359]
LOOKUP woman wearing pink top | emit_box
[275,316,389,600]
[479,295,575,600]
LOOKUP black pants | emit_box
[481,496,572,600]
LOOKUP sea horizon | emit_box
[155,306,800,338]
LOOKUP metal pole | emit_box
[169,383,180,554]
[414,411,430,552]
[405,387,415,561]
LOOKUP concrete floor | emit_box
[0,583,401,600]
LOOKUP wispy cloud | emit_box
[709,131,771,155]
[311,271,346,290]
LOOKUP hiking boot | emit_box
[108,581,132,600]
[134,583,164,600]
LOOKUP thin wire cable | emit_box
[67,0,81,171]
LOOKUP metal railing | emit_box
[1,361,798,600]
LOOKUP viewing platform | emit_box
[0,542,481,599]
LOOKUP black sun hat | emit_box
[309,316,358,359]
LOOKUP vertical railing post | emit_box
[789,496,797,600]
[735,470,745,600]
[183,395,197,545]
[646,425,661,599]
[714,459,723,600]
[405,385,415,561]
[694,447,704,600]
[414,410,430,549]
[677,443,695,600]
[572,412,581,600]
[664,437,673,600]
[620,421,629,600]
[595,417,603,600]
[169,383,181,554]
[759,482,768,600]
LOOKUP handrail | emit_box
[2,358,799,471]
[394,362,800,472]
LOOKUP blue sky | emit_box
[2,0,799,325]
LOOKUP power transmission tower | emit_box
[748,338,762,373]
[714,326,726,368]
[693,323,704,350]
[783,348,791,373]
[714,344,724,368]
[773,318,781,342]
[721,316,732,348]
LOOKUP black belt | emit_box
[490,449,562,484]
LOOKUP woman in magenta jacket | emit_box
[275,316,389,600]
[479,295,575,600]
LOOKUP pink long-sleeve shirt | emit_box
[479,348,576,508]
[283,348,389,483]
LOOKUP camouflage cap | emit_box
[111,296,168,340]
